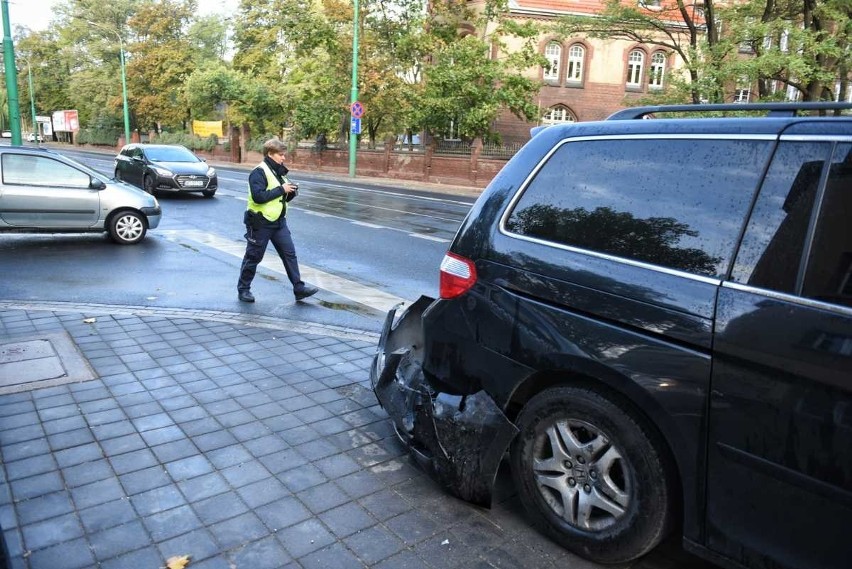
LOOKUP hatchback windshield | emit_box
[146,146,200,162]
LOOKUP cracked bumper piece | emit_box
[370,296,518,507]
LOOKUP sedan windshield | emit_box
[146,146,200,163]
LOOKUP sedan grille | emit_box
[176,175,210,188]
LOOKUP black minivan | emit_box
[371,103,852,569]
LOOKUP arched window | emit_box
[649,52,666,89]
[542,105,577,125]
[544,43,561,81]
[627,50,644,87]
[567,45,585,83]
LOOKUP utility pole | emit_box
[1,0,22,146]
[348,0,360,178]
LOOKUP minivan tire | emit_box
[108,210,147,245]
[510,386,673,564]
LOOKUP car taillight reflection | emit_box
[439,252,477,299]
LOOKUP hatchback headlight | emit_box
[152,166,173,177]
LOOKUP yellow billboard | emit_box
[192,120,224,138]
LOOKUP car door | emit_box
[0,152,101,227]
[708,139,852,569]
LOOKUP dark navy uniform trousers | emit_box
[237,218,306,293]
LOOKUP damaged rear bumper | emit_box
[370,296,518,507]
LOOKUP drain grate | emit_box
[0,332,97,394]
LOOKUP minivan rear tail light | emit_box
[439,252,477,299]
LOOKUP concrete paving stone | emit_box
[122,401,164,419]
[254,496,312,531]
[0,437,50,463]
[318,502,378,539]
[157,528,221,565]
[178,472,230,503]
[278,463,328,493]
[47,427,95,451]
[61,458,114,489]
[5,454,57,481]
[149,439,196,464]
[99,433,147,456]
[206,444,253,470]
[142,503,204,541]
[0,423,45,446]
[78,497,138,533]
[160,394,199,412]
[220,459,272,488]
[130,484,187,517]
[372,549,432,569]
[280,424,323,447]
[98,545,163,569]
[247,402,288,421]
[193,491,250,525]
[412,532,477,569]
[358,489,413,522]
[193,430,240,453]
[204,398,242,415]
[337,469,386,500]
[15,490,75,525]
[279,394,315,413]
[451,516,506,550]
[105,379,147,397]
[260,413,304,434]
[77,394,120,413]
[347,441,401,469]
[236,476,291,509]
[295,481,349,515]
[134,367,173,382]
[385,509,441,546]
[294,438,340,462]
[90,419,137,441]
[113,391,156,408]
[133,411,176,433]
[258,448,309,475]
[309,416,353,437]
[109,448,159,475]
[69,385,112,404]
[230,535,294,569]
[229,387,269,404]
[148,384,187,401]
[2,526,23,559]
[0,411,39,430]
[314,453,363,480]
[71,477,125,510]
[20,511,84,551]
[26,536,95,569]
[204,365,237,380]
[293,404,335,425]
[11,471,64,500]
[140,425,186,446]
[166,455,215,482]
[239,433,285,456]
[180,417,223,437]
[216,409,256,428]
[343,524,406,565]
[120,465,172,495]
[229,421,274,444]
[300,541,368,569]
[140,376,179,391]
[83,407,128,428]
[32,392,75,410]
[277,518,337,558]
[57,442,108,471]
[208,511,268,550]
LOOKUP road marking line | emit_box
[408,233,450,243]
[159,230,407,313]
[352,221,384,229]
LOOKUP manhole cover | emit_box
[0,332,97,394]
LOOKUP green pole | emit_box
[27,63,36,138]
[348,0,360,178]
[119,45,130,144]
[1,0,22,146]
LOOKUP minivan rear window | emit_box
[504,137,773,278]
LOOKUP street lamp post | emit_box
[1,0,22,145]
[348,0,360,178]
[23,58,36,139]
[88,21,131,145]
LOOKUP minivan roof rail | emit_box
[607,102,852,120]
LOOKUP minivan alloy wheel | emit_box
[108,211,146,245]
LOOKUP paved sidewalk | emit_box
[0,304,708,569]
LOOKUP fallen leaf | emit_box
[165,555,191,569]
[83,318,96,324]
[441,539,449,545]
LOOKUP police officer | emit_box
[237,138,318,303]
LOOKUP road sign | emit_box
[350,101,364,119]
[350,118,362,135]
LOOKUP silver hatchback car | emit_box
[0,146,161,244]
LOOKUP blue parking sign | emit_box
[350,118,361,135]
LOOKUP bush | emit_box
[75,127,121,146]
[153,131,218,152]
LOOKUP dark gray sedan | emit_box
[114,143,218,198]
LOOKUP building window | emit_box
[627,50,644,88]
[649,52,666,89]
[639,0,662,8]
[544,43,561,81]
[734,84,751,103]
[567,45,584,83]
[542,105,576,125]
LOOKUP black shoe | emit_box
[238,290,255,303]
[294,285,318,301]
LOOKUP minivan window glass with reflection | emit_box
[504,138,773,277]
[2,154,91,188]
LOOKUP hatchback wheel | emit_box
[114,169,122,181]
[143,175,156,195]
[202,189,216,198]
[510,386,673,564]
[108,210,147,245]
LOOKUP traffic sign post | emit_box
[350,118,361,135]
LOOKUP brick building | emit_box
[476,0,693,144]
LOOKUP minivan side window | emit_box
[802,143,852,308]
[504,138,772,277]
[730,142,831,294]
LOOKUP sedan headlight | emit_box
[207,166,216,177]
[152,166,173,177]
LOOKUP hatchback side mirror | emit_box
[90,178,106,190]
